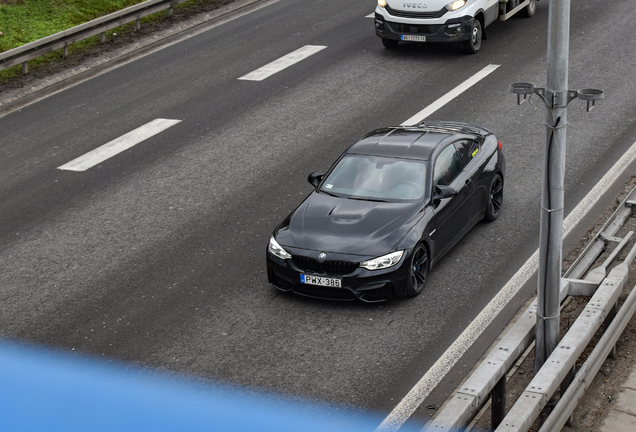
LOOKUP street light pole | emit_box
[511,0,603,378]
[534,0,570,374]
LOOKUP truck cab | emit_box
[374,0,537,53]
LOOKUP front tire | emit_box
[521,0,537,17]
[484,173,504,222]
[406,243,429,297]
[463,19,482,54]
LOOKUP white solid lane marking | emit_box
[238,45,327,81]
[376,139,636,431]
[58,118,182,172]
[401,64,500,125]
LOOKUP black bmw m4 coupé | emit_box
[266,121,505,302]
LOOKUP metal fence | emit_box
[0,0,201,74]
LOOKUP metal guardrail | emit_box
[496,240,636,431]
[538,258,636,431]
[427,185,636,431]
[0,0,199,74]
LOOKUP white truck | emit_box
[374,0,537,53]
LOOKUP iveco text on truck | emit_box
[374,0,537,53]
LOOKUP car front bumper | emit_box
[374,13,475,44]
[266,247,414,303]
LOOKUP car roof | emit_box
[346,121,491,160]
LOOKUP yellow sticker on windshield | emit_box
[472,148,479,158]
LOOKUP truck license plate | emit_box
[401,35,426,42]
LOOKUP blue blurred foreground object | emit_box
[0,340,425,431]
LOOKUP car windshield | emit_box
[320,155,427,201]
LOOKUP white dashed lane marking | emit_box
[401,64,500,125]
[58,118,182,172]
[238,45,327,81]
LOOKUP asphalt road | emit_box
[1,0,636,426]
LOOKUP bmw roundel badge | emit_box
[318,252,327,261]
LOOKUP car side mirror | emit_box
[308,172,325,188]
[433,185,457,201]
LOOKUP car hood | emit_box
[275,192,424,257]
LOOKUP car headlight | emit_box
[378,0,388,7]
[269,236,291,260]
[446,0,466,11]
[360,250,404,270]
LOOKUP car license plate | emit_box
[401,35,426,42]
[300,274,342,288]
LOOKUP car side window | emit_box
[434,144,462,186]
[454,140,480,167]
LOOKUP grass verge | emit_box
[0,0,232,85]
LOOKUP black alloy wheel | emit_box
[485,173,504,221]
[463,19,482,54]
[406,243,429,297]
[522,0,537,17]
